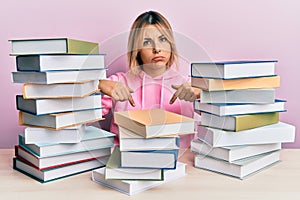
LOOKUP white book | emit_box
[17,94,102,115]
[120,149,178,169]
[10,38,99,55]
[19,109,103,130]
[12,69,106,84]
[92,162,186,196]
[16,54,105,71]
[19,126,115,157]
[191,60,276,79]
[191,139,281,162]
[194,150,280,179]
[194,99,286,116]
[24,125,85,144]
[105,147,163,180]
[15,145,111,170]
[119,126,179,151]
[200,89,275,104]
[197,122,295,147]
[13,156,108,183]
[22,81,99,99]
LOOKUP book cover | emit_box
[10,38,99,55]
[114,109,195,138]
[12,69,107,84]
[15,145,111,170]
[16,94,102,115]
[24,125,85,144]
[120,149,179,169]
[19,109,103,130]
[19,126,115,157]
[119,126,179,151]
[197,122,295,147]
[200,89,275,104]
[105,147,164,181]
[191,75,280,91]
[191,139,281,163]
[191,60,277,79]
[194,99,286,116]
[22,80,99,99]
[16,54,105,71]
[92,162,186,195]
[201,112,280,131]
[13,156,108,183]
[194,150,280,179]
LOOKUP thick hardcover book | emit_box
[194,99,286,116]
[13,156,108,183]
[24,125,85,144]
[120,149,178,169]
[197,122,295,147]
[191,139,281,163]
[119,126,179,151]
[19,109,103,130]
[12,69,107,84]
[92,162,186,196]
[114,109,195,138]
[17,94,102,115]
[200,89,275,104]
[15,145,111,170]
[191,75,280,91]
[16,54,105,71]
[22,80,99,99]
[105,147,163,181]
[201,112,279,131]
[194,150,280,179]
[19,126,115,157]
[191,60,276,79]
[10,38,99,55]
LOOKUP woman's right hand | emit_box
[98,80,136,107]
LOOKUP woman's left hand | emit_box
[169,83,200,104]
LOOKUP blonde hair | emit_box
[127,11,178,74]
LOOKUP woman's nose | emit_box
[152,41,162,54]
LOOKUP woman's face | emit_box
[139,25,171,69]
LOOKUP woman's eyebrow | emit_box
[143,38,152,41]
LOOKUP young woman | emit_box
[99,11,200,147]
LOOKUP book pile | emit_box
[92,109,194,195]
[10,38,115,183]
[190,60,296,179]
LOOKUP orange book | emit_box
[192,75,280,91]
[114,109,195,138]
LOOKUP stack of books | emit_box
[92,109,195,195]
[10,38,115,183]
[190,60,296,179]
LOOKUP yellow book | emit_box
[192,76,280,91]
[201,112,280,132]
[114,109,195,138]
[10,38,99,55]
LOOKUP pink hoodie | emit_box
[102,67,194,147]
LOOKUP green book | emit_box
[105,147,164,181]
[201,112,280,131]
[10,38,99,55]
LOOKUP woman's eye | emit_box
[160,37,167,42]
[143,40,151,46]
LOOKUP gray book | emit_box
[200,89,275,104]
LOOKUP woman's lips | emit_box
[152,56,165,61]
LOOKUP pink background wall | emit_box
[1,0,299,148]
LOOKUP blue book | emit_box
[191,60,277,79]
[120,149,179,169]
[16,93,102,116]
[19,126,115,157]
